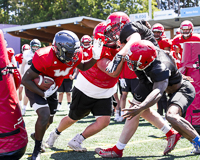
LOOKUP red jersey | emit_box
[15,53,23,64]
[81,46,119,89]
[120,61,137,79]
[172,34,200,56]
[32,46,83,87]
[81,45,93,61]
[157,37,172,50]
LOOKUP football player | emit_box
[152,23,172,51]
[96,11,181,156]
[21,30,101,160]
[16,44,31,114]
[57,35,94,111]
[44,22,125,152]
[172,20,200,61]
[96,40,200,157]
[20,40,41,116]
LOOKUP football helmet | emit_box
[81,35,92,49]
[104,12,130,43]
[22,44,30,53]
[126,40,157,71]
[30,39,41,53]
[93,21,117,48]
[180,20,193,38]
[52,30,80,66]
[152,23,165,39]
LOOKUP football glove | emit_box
[106,54,123,73]
[119,78,127,88]
[43,83,58,99]
[92,38,103,60]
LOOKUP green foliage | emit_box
[0,0,160,24]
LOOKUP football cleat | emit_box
[191,142,200,154]
[57,103,62,111]
[31,149,41,160]
[44,130,60,148]
[30,133,46,153]
[164,133,182,155]
[95,146,123,158]
[68,134,87,152]
[116,116,125,122]
[21,108,26,116]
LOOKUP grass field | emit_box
[20,90,200,160]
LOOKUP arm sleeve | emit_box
[120,23,139,44]
[148,63,170,82]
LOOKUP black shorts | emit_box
[25,88,58,115]
[57,79,73,92]
[168,80,196,117]
[133,80,153,103]
[121,78,139,95]
[69,87,112,120]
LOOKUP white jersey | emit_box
[22,50,34,76]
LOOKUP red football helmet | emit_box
[22,44,30,53]
[175,28,181,35]
[81,35,92,49]
[93,21,119,48]
[104,12,130,43]
[152,23,165,39]
[126,40,157,71]
[180,20,193,37]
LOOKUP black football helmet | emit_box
[52,30,80,66]
[30,39,41,53]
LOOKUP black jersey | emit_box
[135,48,182,86]
[120,22,159,47]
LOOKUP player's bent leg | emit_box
[82,116,110,138]
[166,104,198,141]
[141,108,181,155]
[96,114,140,158]
[141,108,166,129]
[68,116,110,152]
[45,116,77,148]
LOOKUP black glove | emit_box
[106,54,123,73]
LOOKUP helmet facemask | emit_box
[53,43,79,66]
[181,28,192,38]
[52,30,80,66]
[125,55,142,71]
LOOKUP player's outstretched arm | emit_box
[77,38,103,71]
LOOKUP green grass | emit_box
[20,91,200,160]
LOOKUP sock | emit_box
[193,136,200,145]
[116,141,126,150]
[68,102,71,105]
[23,105,27,110]
[121,111,124,116]
[160,124,171,134]
[58,102,61,105]
[55,128,61,135]
[19,100,22,107]
[34,140,42,150]
[113,145,123,156]
[80,133,86,141]
[166,129,176,138]
[115,110,120,118]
